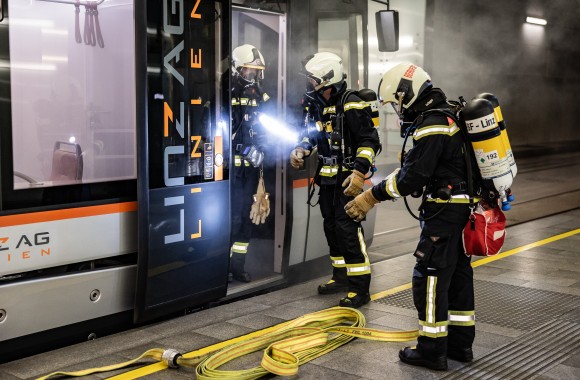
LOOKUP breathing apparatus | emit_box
[232,44,267,168]
[378,62,456,221]
[232,44,265,91]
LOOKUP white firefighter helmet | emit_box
[378,62,432,110]
[301,52,346,91]
[232,44,265,83]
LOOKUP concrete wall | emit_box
[425,0,580,147]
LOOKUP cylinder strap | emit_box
[36,307,419,380]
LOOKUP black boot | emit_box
[399,346,447,371]
[317,279,349,294]
[339,292,370,308]
[447,347,473,362]
[232,271,252,283]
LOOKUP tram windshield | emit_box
[8,0,136,190]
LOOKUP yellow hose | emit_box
[37,307,418,380]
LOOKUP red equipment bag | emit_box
[463,203,506,256]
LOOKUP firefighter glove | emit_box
[342,169,365,197]
[345,188,380,222]
[250,176,270,224]
[290,147,309,169]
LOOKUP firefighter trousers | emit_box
[411,220,475,357]
[230,165,259,274]
[318,184,371,294]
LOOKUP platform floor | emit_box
[1,146,580,380]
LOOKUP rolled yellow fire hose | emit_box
[37,307,418,380]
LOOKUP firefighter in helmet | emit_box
[290,52,381,308]
[229,44,271,282]
[345,62,475,369]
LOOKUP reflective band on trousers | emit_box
[232,242,249,254]
[426,276,437,324]
[419,321,448,338]
[449,310,475,326]
[330,256,346,268]
[346,264,371,274]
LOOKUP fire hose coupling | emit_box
[162,348,182,369]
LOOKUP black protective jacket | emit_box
[300,88,381,185]
[371,88,471,224]
[231,82,269,174]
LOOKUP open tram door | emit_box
[134,0,232,323]
[226,6,289,295]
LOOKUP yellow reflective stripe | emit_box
[345,263,371,275]
[372,117,380,127]
[233,98,259,107]
[346,228,371,276]
[448,310,475,326]
[385,171,401,198]
[330,256,346,267]
[320,166,339,176]
[426,276,437,324]
[356,147,375,164]
[413,124,460,140]
[418,320,448,338]
[323,106,336,115]
[344,101,369,111]
[234,155,251,167]
[232,242,249,254]
[425,195,482,204]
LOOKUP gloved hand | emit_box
[342,169,365,197]
[250,176,270,224]
[344,188,380,222]
[290,147,309,169]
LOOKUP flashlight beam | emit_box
[258,114,299,144]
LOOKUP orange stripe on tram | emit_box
[0,201,138,227]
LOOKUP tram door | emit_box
[227,7,288,294]
[135,0,231,322]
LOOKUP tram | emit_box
[0,0,419,362]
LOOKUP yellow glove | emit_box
[250,176,270,225]
[344,188,380,222]
[342,169,365,197]
[290,147,310,169]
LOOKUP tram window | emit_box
[7,0,136,190]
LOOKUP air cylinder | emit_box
[475,93,517,178]
[462,98,513,201]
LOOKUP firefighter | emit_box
[345,62,475,370]
[229,44,271,283]
[290,52,381,308]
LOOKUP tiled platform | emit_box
[1,209,579,380]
